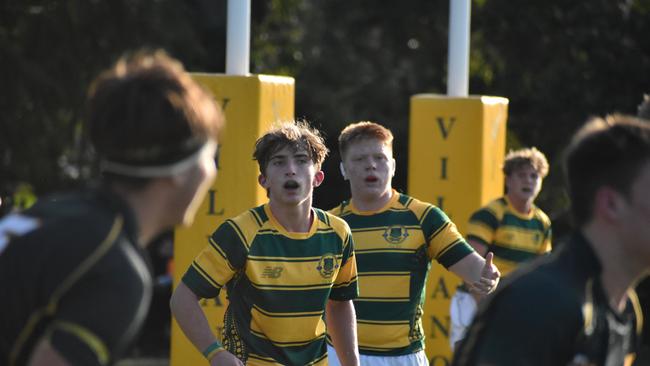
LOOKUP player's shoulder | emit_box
[216,205,268,241]
[26,190,127,243]
[315,208,351,237]
[397,193,440,218]
[482,197,507,215]
[487,197,507,209]
[5,190,138,276]
[468,198,506,224]
[532,205,552,226]
[464,260,584,365]
[327,200,351,218]
[229,205,266,227]
[496,251,581,308]
[28,190,106,220]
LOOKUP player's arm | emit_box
[423,205,498,296]
[326,219,360,366]
[448,252,499,297]
[325,299,360,366]
[461,239,492,298]
[170,283,242,366]
[170,220,248,365]
[458,209,498,296]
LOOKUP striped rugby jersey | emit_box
[182,204,358,366]
[466,196,552,276]
[329,190,474,356]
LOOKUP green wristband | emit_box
[202,340,224,360]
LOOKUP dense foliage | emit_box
[2,0,649,227]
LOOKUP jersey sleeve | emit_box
[421,204,474,269]
[182,219,248,299]
[453,279,582,366]
[330,222,359,301]
[466,207,499,248]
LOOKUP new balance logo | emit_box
[262,266,283,279]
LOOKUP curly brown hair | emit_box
[503,147,549,178]
[253,120,329,175]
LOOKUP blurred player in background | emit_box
[449,147,552,350]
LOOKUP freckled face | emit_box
[341,138,395,202]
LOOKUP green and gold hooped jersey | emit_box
[329,191,474,356]
[182,204,358,366]
[466,197,552,276]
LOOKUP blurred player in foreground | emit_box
[449,147,552,350]
[0,50,223,366]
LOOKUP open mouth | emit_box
[284,180,300,190]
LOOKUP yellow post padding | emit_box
[408,95,508,364]
[171,74,294,366]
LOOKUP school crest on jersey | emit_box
[262,266,283,279]
[383,225,409,245]
[317,253,339,278]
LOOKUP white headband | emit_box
[100,141,217,178]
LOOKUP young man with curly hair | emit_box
[171,121,360,366]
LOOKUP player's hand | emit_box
[210,350,244,366]
[469,252,500,298]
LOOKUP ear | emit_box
[339,162,348,180]
[258,174,268,189]
[313,170,325,187]
[593,186,625,223]
[390,158,397,177]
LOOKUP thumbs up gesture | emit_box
[469,252,500,298]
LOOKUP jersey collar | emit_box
[263,203,319,239]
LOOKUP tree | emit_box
[473,0,650,227]
[0,0,225,195]
[2,0,650,220]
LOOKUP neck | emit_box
[352,188,393,212]
[507,193,532,214]
[582,222,643,312]
[110,183,167,247]
[268,199,313,233]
